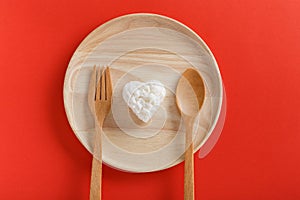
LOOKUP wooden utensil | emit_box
[176,68,205,200]
[88,66,112,200]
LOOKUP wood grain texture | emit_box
[63,13,223,172]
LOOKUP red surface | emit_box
[1,0,300,199]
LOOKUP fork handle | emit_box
[90,124,102,200]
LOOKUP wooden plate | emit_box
[63,13,223,172]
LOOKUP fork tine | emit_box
[95,67,101,100]
[100,67,106,100]
[105,67,112,100]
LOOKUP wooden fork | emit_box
[88,66,112,200]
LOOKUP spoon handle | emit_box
[184,119,194,200]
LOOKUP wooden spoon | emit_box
[176,68,205,200]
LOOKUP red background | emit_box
[1,0,300,199]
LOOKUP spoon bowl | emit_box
[176,68,205,117]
